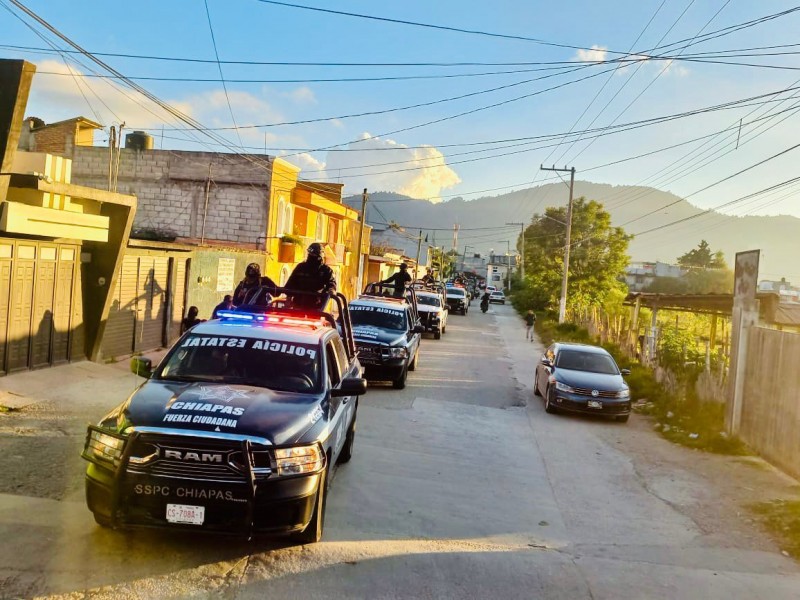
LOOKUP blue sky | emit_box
[4,0,800,221]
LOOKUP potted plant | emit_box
[279,234,304,263]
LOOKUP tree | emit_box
[647,241,733,294]
[677,240,727,270]
[520,198,631,312]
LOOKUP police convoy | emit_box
[81,273,448,543]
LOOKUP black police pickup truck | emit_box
[81,290,366,543]
[349,293,423,389]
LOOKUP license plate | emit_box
[166,503,205,525]
[587,400,603,409]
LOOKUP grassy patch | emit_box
[750,499,800,558]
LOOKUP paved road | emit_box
[0,303,798,598]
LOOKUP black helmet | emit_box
[307,242,323,257]
[245,263,261,278]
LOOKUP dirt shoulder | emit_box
[596,410,800,556]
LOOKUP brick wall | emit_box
[29,121,75,155]
[71,147,272,247]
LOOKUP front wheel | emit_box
[544,389,558,414]
[434,331,441,340]
[338,413,357,464]
[533,373,541,397]
[294,467,328,544]
[392,368,407,389]
[409,352,418,371]
[93,512,113,528]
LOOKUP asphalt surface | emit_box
[0,302,799,599]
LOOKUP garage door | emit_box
[135,255,169,352]
[101,252,188,360]
[0,240,79,374]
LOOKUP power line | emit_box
[203,0,243,147]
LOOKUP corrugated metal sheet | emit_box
[101,254,138,359]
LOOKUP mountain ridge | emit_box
[344,181,798,281]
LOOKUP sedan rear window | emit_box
[556,350,618,374]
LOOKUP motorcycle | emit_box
[480,297,489,313]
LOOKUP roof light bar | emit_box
[217,310,328,329]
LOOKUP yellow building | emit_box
[266,158,370,300]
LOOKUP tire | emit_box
[434,331,441,340]
[442,324,446,334]
[294,467,328,544]
[409,351,418,371]
[338,413,356,464]
[533,374,541,397]
[615,414,630,423]
[544,389,558,414]
[392,368,407,389]
[93,512,113,528]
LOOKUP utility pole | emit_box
[356,188,368,294]
[414,229,423,278]
[540,165,576,323]
[506,221,525,280]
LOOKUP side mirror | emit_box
[540,356,552,367]
[131,356,153,379]
[620,368,631,376]
[412,324,425,334]
[331,377,367,397]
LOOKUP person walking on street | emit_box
[211,294,233,319]
[284,242,337,307]
[381,263,412,298]
[233,263,277,306]
[525,310,537,341]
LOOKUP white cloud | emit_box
[28,60,195,129]
[319,133,461,203]
[26,60,309,149]
[662,59,690,77]
[574,45,608,63]
[284,86,316,104]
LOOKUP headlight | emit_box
[387,347,408,359]
[83,428,126,467]
[555,381,575,393]
[274,444,325,476]
[616,389,630,399]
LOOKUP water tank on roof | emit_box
[125,130,154,151]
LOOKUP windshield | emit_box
[448,289,465,298]
[350,304,407,330]
[555,350,619,375]
[157,334,321,393]
[417,295,441,307]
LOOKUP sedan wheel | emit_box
[544,388,558,414]
[533,373,541,397]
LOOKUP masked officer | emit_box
[284,242,337,307]
[232,263,277,307]
[381,263,412,298]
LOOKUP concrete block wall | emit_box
[70,147,271,247]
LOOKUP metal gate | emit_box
[0,239,79,374]
[101,251,188,360]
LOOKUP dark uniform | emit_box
[285,243,336,308]
[381,265,412,299]
[233,263,278,307]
